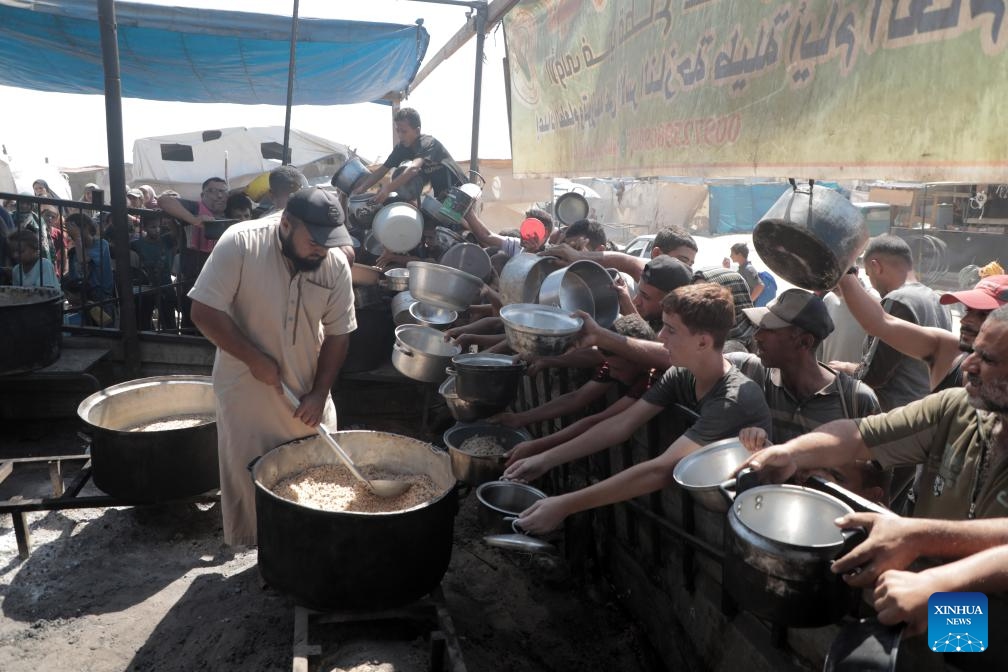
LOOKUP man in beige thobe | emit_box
[189,188,356,546]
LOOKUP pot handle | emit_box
[717,466,760,506]
[839,526,869,558]
[247,455,262,473]
[445,366,457,377]
[393,342,414,358]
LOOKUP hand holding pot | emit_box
[538,243,579,265]
[830,512,918,588]
[502,453,549,482]
[738,426,770,451]
[738,444,799,484]
[572,310,604,349]
[515,495,568,535]
[872,569,934,636]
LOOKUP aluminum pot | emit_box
[77,375,219,503]
[391,290,418,326]
[392,324,462,383]
[331,155,371,194]
[373,202,424,254]
[421,195,454,227]
[538,260,619,328]
[499,303,583,358]
[447,352,526,406]
[554,191,589,226]
[438,375,507,423]
[499,253,564,306]
[408,301,458,330]
[443,423,532,485]
[439,242,492,282]
[347,192,382,229]
[753,182,869,290]
[353,284,383,309]
[251,431,456,610]
[382,267,410,292]
[475,480,547,534]
[407,261,483,312]
[672,438,752,513]
[0,286,63,374]
[720,476,866,627]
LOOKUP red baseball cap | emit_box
[940,274,1008,310]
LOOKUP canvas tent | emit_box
[130,126,352,199]
[0,157,73,199]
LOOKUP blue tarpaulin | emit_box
[0,0,429,105]
[709,182,843,234]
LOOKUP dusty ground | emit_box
[0,416,663,672]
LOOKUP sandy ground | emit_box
[0,418,662,672]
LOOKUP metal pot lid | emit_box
[734,485,854,549]
[451,353,523,369]
[439,242,491,280]
[483,533,555,554]
[673,438,751,490]
[500,303,583,336]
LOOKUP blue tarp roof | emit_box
[0,0,429,105]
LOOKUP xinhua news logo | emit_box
[928,592,988,653]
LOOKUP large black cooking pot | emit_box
[0,286,63,374]
[77,376,218,504]
[447,352,526,406]
[251,431,457,610]
[720,475,864,627]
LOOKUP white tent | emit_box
[131,126,352,199]
[0,157,73,199]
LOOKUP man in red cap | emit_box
[837,272,1008,393]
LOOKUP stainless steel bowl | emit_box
[443,423,532,485]
[476,480,547,533]
[499,303,583,358]
[537,260,619,328]
[407,261,483,312]
[409,301,458,329]
[672,438,753,512]
[383,267,410,292]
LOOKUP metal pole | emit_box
[97,0,140,374]
[282,0,301,165]
[468,3,487,179]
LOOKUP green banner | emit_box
[504,0,1008,181]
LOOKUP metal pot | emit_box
[672,438,752,513]
[343,305,394,374]
[439,242,492,281]
[475,480,546,534]
[499,303,583,358]
[438,375,507,423]
[382,267,410,293]
[447,353,526,406]
[753,182,869,290]
[421,195,454,227]
[391,291,418,326]
[443,423,532,485]
[347,192,382,229]
[331,155,371,194]
[392,324,461,383]
[554,191,589,226]
[251,431,457,610]
[353,284,383,309]
[77,375,219,503]
[373,202,424,254]
[537,260,619,328]
[721,476,866,627]
[408,301,458,330]
[407,261,483,312]
[0,286,63,374]
[437,183,482,225]
[499,253,564,306]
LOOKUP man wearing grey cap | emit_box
[731,289,881,451]
[188,187,356,547]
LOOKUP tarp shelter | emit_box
[0,158,73,199]
[0,0,429,105]
[131,126,351,199]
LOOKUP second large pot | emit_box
[77,375,219,503]
[392,324,462,383]
[251,431,456,610]
[443,423,531,485]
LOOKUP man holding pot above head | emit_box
[188,187,356,547]
[505,283,771,534]
[739,305,1008,594]
[351,107,466,205]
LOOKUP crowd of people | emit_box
[4,106,1006,664]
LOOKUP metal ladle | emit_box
[281,384,411,499]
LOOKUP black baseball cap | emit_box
[640,255,693,293]
[284,188,352,248]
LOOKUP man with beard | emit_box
[837,272,1008,392]
[188,188,356,547]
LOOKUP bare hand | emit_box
[502,454,548,482]
[372,184,390,205]
[572,310,603,349]
[249,353,282,393]
[830,512,918,588]
[515,496,569,535]
[293,389,328,427]
[488,411,524,429]
[828,360,860,376]
[737,445,799,484]
[872,569,936,635]
[503,439,544,466]
[738,427,770,452]
[538,243,578,264]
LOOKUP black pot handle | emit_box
[445,366,457,377]
[247,455,262,473]
[718,466,761,507]
[839,526,868,557]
